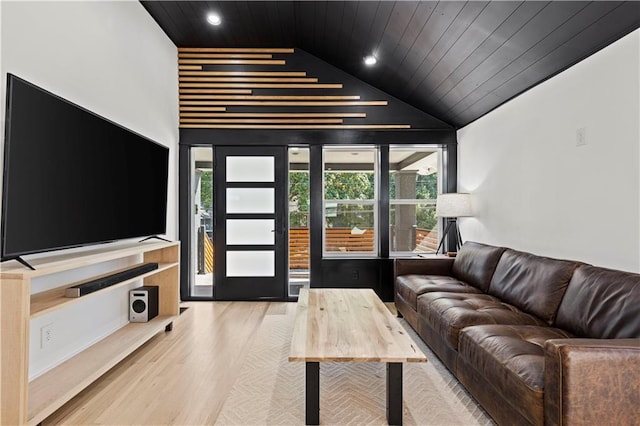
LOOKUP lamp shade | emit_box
[436,193,472,218]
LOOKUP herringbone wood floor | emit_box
[43,302,492,425]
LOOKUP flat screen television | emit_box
[1,74,169,264]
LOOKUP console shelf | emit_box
[0,240,180,426]
[30,262,177,318]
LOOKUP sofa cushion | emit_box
[451,242,506,292]
[555,265,640,338]
[396,275,481,310]
[487,249,578,325]
[417,292,547,350]
[458,325,573,425]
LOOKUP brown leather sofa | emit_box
[394,242,640,425]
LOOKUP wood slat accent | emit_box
[179,100,387,107]
[179,112,367,118]
[179,106,227,112]
[178,53,273,59]
[180,118,343,124]
[179,89,252,95]
[179,77,318,83]
[175,46,413,130]
[178,59,285,65]
[180,89,253,94]
[179,71,306,77]
[178,47,294,53]
[180,124,411,129]
[179,83,343,89]
[178,65,202,71]
[179,95,360,100]
[180,107,239,112]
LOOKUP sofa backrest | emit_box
[451,242,506,292]
[487,249,578,325]
[555,265,640,338]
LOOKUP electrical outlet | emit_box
[576,127,587,146]
[351,270,359,280]
[41,323,54,348]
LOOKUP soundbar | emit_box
[65,263,159,298]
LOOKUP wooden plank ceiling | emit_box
[142,1,640,129]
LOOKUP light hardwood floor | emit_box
[43,301,293,425]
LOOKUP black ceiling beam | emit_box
[180,128,456,147]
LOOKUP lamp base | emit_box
[436,218,464,255]
[446,252,457,257]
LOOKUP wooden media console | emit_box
[0,240,180,425]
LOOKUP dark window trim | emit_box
[179,139,457,300]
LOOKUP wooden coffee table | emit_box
[289,288,427,425]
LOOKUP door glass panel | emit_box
[226,188,274,213]
[226,219,274,245]
[226,156,274,182]
[226,251,275,277]
[190,147,214,298]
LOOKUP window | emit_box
[288,147,310,296]
[323,147,378,256]
[190,147,214,297]
[389,147,441,255]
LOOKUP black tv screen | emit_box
[1,74,169,260]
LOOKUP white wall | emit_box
[0,1,178,378]
[458,29,640,272]
[1,2,179,239]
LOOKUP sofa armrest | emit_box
[544,338,640,426]
[393,257,455,279]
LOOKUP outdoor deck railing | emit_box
[290,227,438,270]
[198,227,439,272]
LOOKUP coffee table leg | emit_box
[386,362,403,425]
[306,362,320,425]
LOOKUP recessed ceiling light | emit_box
[364,55,377,66]
[206,13,222,26]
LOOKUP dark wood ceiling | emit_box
[141,1,640,129]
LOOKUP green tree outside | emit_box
[199,171,213,211]
[289,171,438,230]
[289,172,309,227]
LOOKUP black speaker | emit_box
[129,286,159,322]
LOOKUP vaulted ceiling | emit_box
[141,1,640,129]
